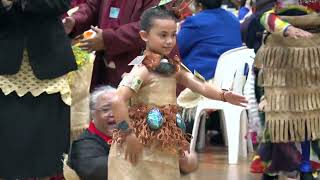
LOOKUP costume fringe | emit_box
[257,47,320,69]
[258,45,320,113]
[265,112,320,142]
[256,24,320,142]
[113,104,190,157]
[264,87,320,112]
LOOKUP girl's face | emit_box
[140,18,177,56]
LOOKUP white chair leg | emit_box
[223,106,242,164]
[190,107,204,152]
[239,111,248,159]
[219,110,228,145]
[197,113,207,151]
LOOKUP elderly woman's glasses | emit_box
[95,107,112,114]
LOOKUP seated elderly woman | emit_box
[66,86,198,180]
[67,86,116,180]
[177,0,243,107]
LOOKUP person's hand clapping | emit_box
[62,17,76,34]
[79,26,105,52]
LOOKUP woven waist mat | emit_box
[112,104,190,157]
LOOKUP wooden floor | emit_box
[182,145,262,180]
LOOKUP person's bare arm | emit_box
[176,67,247,107]
[111,65,149,125]
[111,65,149,165]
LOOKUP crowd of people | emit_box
[1,0,320,179]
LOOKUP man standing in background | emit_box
[63,0,168,88]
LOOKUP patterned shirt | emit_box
[260,0,319,35]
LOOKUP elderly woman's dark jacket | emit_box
[0,0,77,80]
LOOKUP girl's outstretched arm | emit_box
[176,67,248,107]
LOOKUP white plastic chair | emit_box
[189,46,255,164]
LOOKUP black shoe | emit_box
[262,174,278,180]
[300,172,314,180]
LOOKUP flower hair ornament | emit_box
[156,0,194,19]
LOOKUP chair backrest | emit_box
[213,46,255,95]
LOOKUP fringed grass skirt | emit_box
[255,15,320,142]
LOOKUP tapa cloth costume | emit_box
[255,14,320,142]
[108,52,189,180]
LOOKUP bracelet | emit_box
[220,89,228,102]
[283,25,291,37]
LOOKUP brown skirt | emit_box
[255,15,320,142]
[112,104,189,157]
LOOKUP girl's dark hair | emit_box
[140,6,178,32]
[195,0,223,9]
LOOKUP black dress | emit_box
[0,0,77,179]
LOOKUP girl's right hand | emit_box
[284,25,313,39]
[124,133,143,165]
[223,91,248,107]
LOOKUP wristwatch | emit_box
[116,120,133,134]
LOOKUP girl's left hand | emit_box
[124,133,144,165]
[224,91,248,107]
[79,26,105,52]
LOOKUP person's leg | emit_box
[300,140,314,180]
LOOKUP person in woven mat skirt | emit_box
[255,0,320,179]
[0,0,77,179]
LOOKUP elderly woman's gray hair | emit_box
[89,85,116,119]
